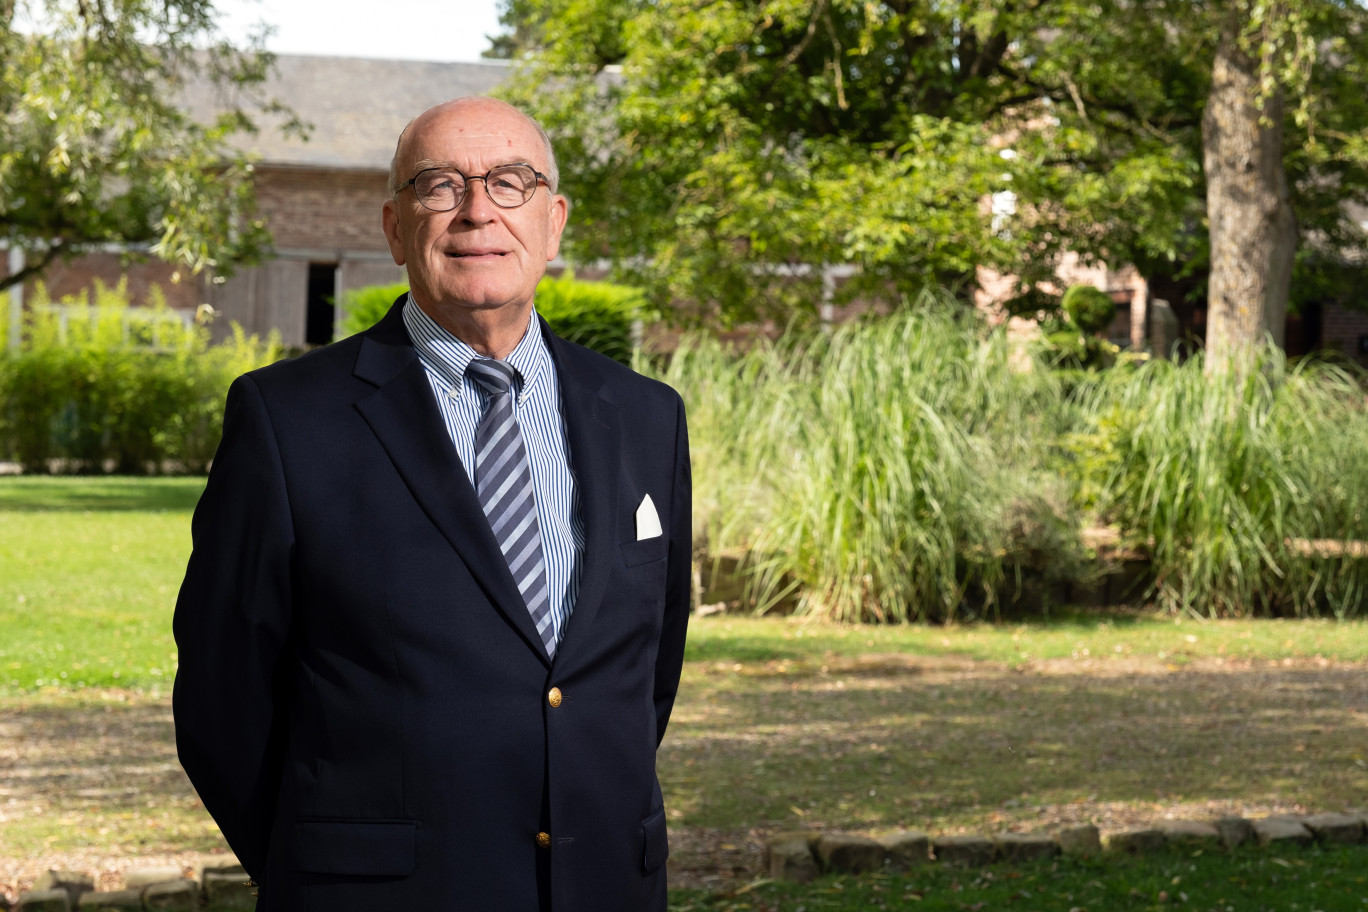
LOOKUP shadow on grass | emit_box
[661,662,1368,837]
[0,477,206,512]
[0,693,224,859]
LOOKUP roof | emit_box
[180,54,514,171]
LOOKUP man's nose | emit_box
[456,178,499,219]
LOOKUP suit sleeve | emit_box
[172,374,295,878]
[653,392,692,746]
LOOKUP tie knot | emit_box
[467,358,518,397]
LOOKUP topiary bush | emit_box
[1061,284,1118,335]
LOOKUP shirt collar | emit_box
[402,294,550,404]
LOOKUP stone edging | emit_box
[11,814,1364,907]
[8,861,250,911]
[765,811,1368,882]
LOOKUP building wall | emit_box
[20,252,206,311]
[253,167,392,253]
[1321,302,1368,368]
[207,166,403,346]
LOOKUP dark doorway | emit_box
[306,263,337,346]
[1285,301,1322,359]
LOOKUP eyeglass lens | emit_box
[413,165,539,211]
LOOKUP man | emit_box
[173,96,692,912]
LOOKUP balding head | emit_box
[388,97,560,197]
[380,94,570,357]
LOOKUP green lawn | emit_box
[0,477,203,691]
[671,844,1368,911]
[2,476,1366,907]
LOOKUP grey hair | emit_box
[387,97,560,197]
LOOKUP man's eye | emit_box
[421,174,462,193]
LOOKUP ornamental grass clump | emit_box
[1073,349,1368,617]
[661,301,1076,622]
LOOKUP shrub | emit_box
[1061,284,1117,334]
[0,279,282,474]
[534,273,643,365]
[338,282,409,337]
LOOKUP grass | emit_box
[0,477,203,692]
[1072,349,1368,618]
[657,309,1368,621]
[670,843,1368,911]
[684,613,1368,665]
[660,304,1078,622]
[665,618,1367,846]
[3,477,1367,909]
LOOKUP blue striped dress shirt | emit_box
[402,297,585,646]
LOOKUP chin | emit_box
[431,286,533,315]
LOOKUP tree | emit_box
[0,0,296,293]
[492,0,1368,351]
[1200,0,1366,370]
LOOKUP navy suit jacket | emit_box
[173,300,691,912]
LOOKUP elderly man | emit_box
[173,96,692,912]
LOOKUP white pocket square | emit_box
[635,494,663,541]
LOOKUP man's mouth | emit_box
[446,249,507,259]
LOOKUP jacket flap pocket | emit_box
[641,806,669,874]
[621,536,667,567]
[293,819,417,876]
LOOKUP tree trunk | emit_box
[1201,8,1297,373]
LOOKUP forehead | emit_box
[401,103,546,173]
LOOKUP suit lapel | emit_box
[544,327,621,662]
[352,302,553,666]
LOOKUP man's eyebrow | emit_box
[409,159,536,173]
[411,159,457,173]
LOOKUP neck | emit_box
[418,299,532,360]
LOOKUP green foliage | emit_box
[338,282,409,337]
[1062,285,1119,334]
[656,298,1082,622]
[0,0,300,291]
[497,0,1368,327]
[534,272,643,364]
[1069,351,1368,617]
[0,280,282,474]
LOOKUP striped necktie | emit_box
[467,359,556,659]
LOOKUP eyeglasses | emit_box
[397,163,549,211]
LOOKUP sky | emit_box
[212,0,506,64]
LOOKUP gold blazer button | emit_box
[547,687,563,708]
[536,831,552,848]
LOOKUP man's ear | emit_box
[382,199,406,266]
[544,194,569,263]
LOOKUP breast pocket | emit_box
[620,536,667,568]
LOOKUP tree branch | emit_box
[782,0,828,67]
[0,240,68,293]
